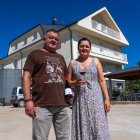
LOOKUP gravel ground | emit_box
[0,104,140,140]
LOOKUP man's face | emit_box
[44,31,60,52]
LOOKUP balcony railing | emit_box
[91,44,127,62]
[92,20,120,39]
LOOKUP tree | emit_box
[125,80,140,92]
[112,87,120,100]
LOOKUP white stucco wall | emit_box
[57,30,71,65]
[8,26,43,55]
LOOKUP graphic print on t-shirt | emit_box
[45,56,63,83]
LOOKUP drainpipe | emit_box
[19,50,23,78]
[68,27,73,60]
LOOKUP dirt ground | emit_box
[0,104,140,140]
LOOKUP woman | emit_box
[67,37,110,140]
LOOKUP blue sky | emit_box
[0,0,140,68]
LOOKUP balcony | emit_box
[91,44,127,63]
[92,20,120,40]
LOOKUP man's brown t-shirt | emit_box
[23,49,68,107]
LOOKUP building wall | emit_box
[8,26,43,55]
[0,28,124,74]
[0,69,21,103]
[68,30,123,73]
[58,30,71,65]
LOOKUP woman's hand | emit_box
[104,98,111,113]
[76,79,87,86]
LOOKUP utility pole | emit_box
[61,16,64,25]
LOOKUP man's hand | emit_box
[25,101,36,119]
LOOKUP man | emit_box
[22,29,71,140]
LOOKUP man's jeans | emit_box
[32,106,71,140]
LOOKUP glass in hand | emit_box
[79,70,86,81]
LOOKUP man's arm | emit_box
[22,71,36,118]
[22,71,32,100]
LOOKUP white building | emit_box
[0,7,129,88]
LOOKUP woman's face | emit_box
[78,40,91,57]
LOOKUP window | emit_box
[32,33,37,40]
[14,59,18,69]
[99,42,103,46]
[19,89,23,94]
[23,38,27,45]
[117,83,123,89]
[101,24,106,32]
[92,20,98,29]
[0,64,4,69]
[14,44,18,50]
[102,63,107,72]
[99,42,103,52]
